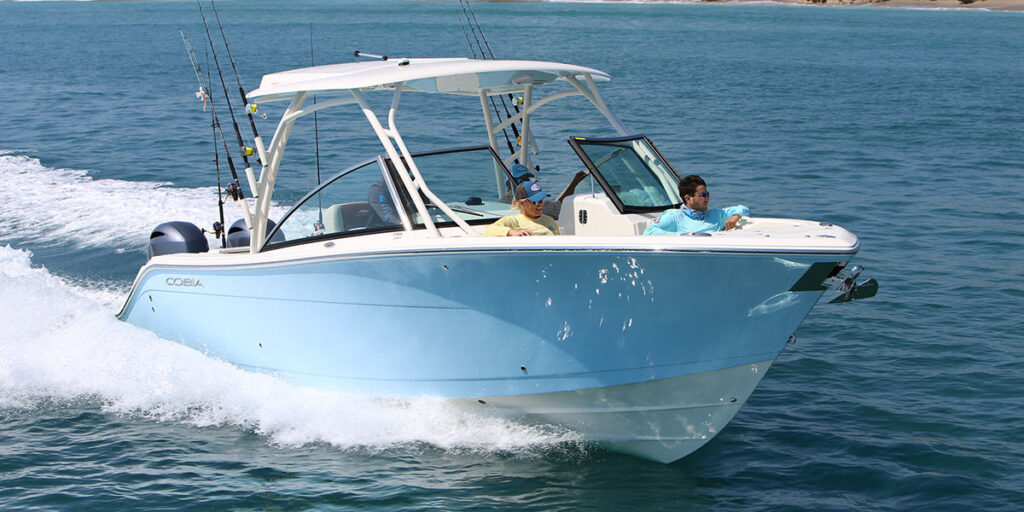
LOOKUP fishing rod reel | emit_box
[246,102,267,120]
[238,145,261,165]
[204,221,225,239]
[225,182,242,201]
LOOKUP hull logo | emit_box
[165,277,205,288]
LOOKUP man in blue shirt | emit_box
[644,175,750,235]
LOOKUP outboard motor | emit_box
[226,218,284,248]
[147,221,209,260]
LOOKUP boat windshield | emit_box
[385,146,518,227]
[569,135,682,213]
[263,147,518,249]
[263,158,406,250]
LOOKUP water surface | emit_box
[1,1,1022,510]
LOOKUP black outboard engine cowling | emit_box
[226,218,283,248]
[147,221,209,261]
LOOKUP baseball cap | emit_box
[515,181,550,203]
[510,163,534,182]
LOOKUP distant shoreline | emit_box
[533,0,1024,11]
[712,0,1024,10]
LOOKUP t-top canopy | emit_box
[246,58,611,103]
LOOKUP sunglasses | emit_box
[693,192,709,199]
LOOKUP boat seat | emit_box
[323,202,371,233]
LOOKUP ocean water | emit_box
[1,0,1022,510]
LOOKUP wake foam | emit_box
[0,245,581,456]
[0,151,286,252]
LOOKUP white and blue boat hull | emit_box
[119,240,850,461]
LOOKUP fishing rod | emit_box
[463,0,497,60]
[463,0,531,157]
[180,29,237,247]
[455,6,517,160]
[181,28,243,204]
[456,4,519,162]
[180,29,208,108]
[456,7,479,60]
[208,64,227,247]
[196,0,253,185]
[458,0,529,165]
[461,1,524,123]
[209,0,263,148]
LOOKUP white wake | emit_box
[0,245,580,456]
[0,151,286,252]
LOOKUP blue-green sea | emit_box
[1,0,1022,510]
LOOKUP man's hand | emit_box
[508,229,534,236]
[557,170,590,202]
[724,214,742,230]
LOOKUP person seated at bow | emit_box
[644,174,750,235]
[484,181,560,237]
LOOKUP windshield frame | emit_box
[383,145,519,231]
[260,156,405,252]
[567,134,683,214]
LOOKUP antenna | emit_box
[311,24,324,232]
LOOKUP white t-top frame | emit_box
[241,58,632,253]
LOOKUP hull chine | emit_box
[459,360,775,463]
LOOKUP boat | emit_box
[117,57,877,463]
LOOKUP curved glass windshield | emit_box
[387,147,517,226]
[264,159,404,250]
[569,136,682,212]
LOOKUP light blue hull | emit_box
[119,249,838,399]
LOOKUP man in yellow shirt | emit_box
[483,181,561,236]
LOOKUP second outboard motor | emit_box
[147,221,209,261]
[226,218,284,248]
